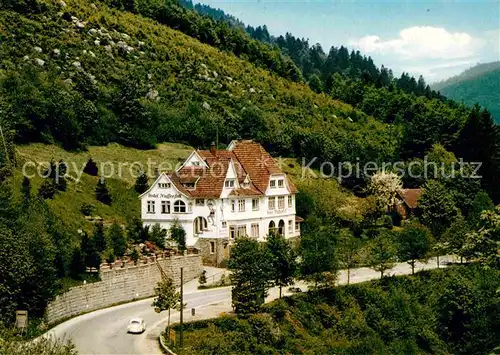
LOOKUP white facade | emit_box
[140,174,300,247]
[140,142,301,247]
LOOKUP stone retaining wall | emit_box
[45,254,202,324]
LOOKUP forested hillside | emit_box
[1,0,500,335]
[0,0,397,160]
[179,0,445,101]
[175,265,500,355]
[1,0,498,192]
[432,62,500,122]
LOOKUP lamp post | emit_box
[180,267,184,350]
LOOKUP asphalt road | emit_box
[45,287,231,355]
[45,256,457,355]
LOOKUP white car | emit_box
[127,318,146,334]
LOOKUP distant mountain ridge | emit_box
[433,61,500,90]
[432,62,500,122]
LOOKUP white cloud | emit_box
[350,26,484,60]
[406,60,478,81]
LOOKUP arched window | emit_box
[194,216,208,234]
[268,220,276,235]
[278,219,285,236]
[173,200,186,213]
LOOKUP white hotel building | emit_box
[140,140,302,264]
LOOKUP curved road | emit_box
[45,286,231,355]
[45,256,457,355]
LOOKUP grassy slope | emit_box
[1,0,370,231]
[15,143,362,233]
[15,142,192,232]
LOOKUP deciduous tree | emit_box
[367,230,397,278]
[419,180,458,267]
[228,237,273,316]
[266,233,297,298]
[152,277,180,333]
[397,221,432,274]
[299,227,339,288]
[337,229,362,284]
[368,171,402,213]
[461,207,500,269]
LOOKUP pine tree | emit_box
[92,222,107,253]
[108,222,127,257]
[83,157,99,176]
[21,176,31,207]
[134,171,149,194]
[38,179,56,199]
[127,218,144,244]
[149,223,166,249]
[95,178,112,205]
[85,234,101,272]
[455,105,500,202]
[169,220,186,251]
[55,159,67,191]
[69,247,85,279]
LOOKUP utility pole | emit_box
[215,115,219,149]
[180,267,184,350]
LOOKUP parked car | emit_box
[127,318,146,334]
[288,286,302,293]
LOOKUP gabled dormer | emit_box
[139,173,187,199]
[266,173,291,195]
[223,158,239,188]
[242,174,251,189]
[176,150,208,172]
[180,176,200,190]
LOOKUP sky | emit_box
[194,0,500,83]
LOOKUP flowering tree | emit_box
[368,171,402,212]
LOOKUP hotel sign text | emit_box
[148,193,182,199]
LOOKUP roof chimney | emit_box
[210,142,216,156]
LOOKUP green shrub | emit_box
[80,202,96,216]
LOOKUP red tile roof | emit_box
[166,140,297,198]
[397,188,423,209]
[231,141,297,194]
[229,188,262,197]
